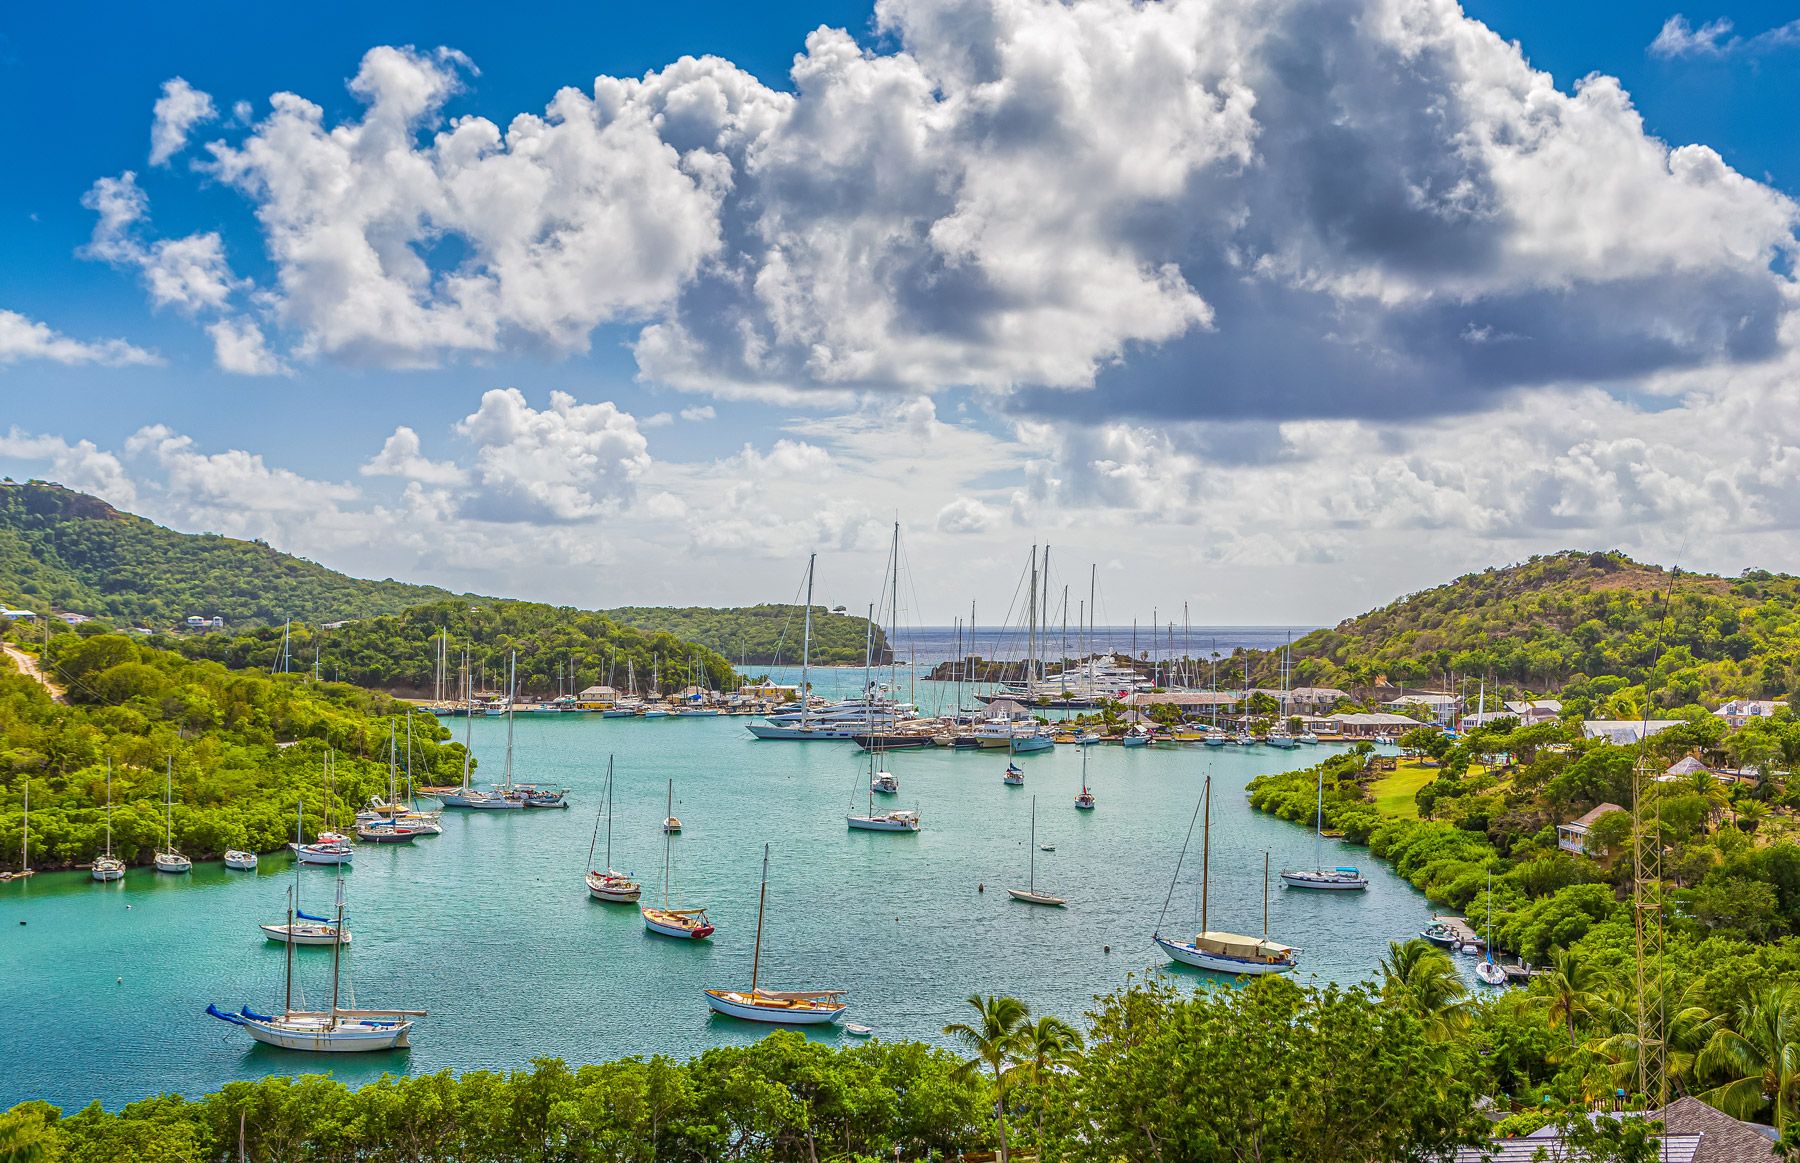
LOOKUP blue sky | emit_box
[3,1,1799,622]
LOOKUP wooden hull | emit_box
[642,908,713,939]
[703,989,845,1025]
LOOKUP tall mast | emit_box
[1060,584,1069,696]
[459,655,475,791]
[20,778,28,875]
[104,759,113,858]
[1088,563,1097,683]
[1026,546,1039,699]
[328,876,346,1025]
[605,756,615,871]
[284,885,295,1016]
[1263,851,1270,938]
[800,554,815,728]
[503,652,517,792]
[663,780,674,907]
[750,843,770,995]
[888,521,900,693]
[1200,775,1211,935]
[1040,545,1052,690]
[164,756,173,852]
[587,764,605,873]
[1028,795,1037,892]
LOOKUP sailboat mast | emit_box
[1200,775,1211,935]
[888,521,900,693]
[1028,796,1037,891]
[164,756,173,851]
[1060,584,1069,696]
[663,780,673,908]
[1263,851,1270,938]
[1088,563,1097,683]
[20,778,28,875]
[328,877,345,1024]
[503,652,517,791]
[104,759,113,858]
[604,756,615,870]
[1040,545,1052,690]
[800,554,815,728]
[750,843,770,994]
[1026,546,1038,699]
[284,886,295,1016]
[460,655,474,791]
[586,770,605,872]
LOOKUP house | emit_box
[1128,691,1240,711]
[1504,698,1563,724]
[1383,692,1461,720]
[1247,686,1347,713]
[1558,802,1626,855]
[1581,720,1684,745]
[1319,711,1421,738]
[1657,755,1716,783]
[575,684,618,709]
[983,697,1033,720]
[184,615,225,630]
[56,612,93,625]
[739,680,799,702]
[1454,1096,1776,1162]
[1714,699,1787,728]
[1458,710,1522,730]
[0,607,36,621]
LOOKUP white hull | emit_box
[1002,775,1024,786]
[260,922,352,946]
[438,790,489,808]
[223,852,259,870]
[1475,962,1508,986]
[1008,736,1055,754]
[746,723,862,741]
[291,844,353,864]
[154,853,192,874]
[586,871,642,903]
[1279,870,1369,891]
[642,909,713,939]
[91,859,125,882]
[1007,888,1067,906]
[464,796,524,811]
[240,1014,409,1051]
[1155,934,1294,975]
[846,814,920,832]
[703,989,846,1025]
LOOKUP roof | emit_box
[1456,1134,1701,1162]
[1130,691,1239,706]
[1665,756,1713,776]
[1567,802,1626,829]
[1388,693,1459,706]
[1505,698,1563,713]
[1582,720,1683,743]
[1659,1095,1779,1161]
[576,685,617,698]
[1327,712,1420,726]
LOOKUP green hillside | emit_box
[1277,550,1800,707]
[0,480,455,627]
[602,604,887,666]
[178,599,739,697]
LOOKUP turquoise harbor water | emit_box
[2,685,1445,1111]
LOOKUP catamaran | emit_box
[1007,796,1065,906]
[1279,766,1368,891]
[703,844,847,1025]
[91,759,125,882]
[153,757,192,874]
[212,878,417,1050]
[585,756,641,903]
[1153,777,1297,974]
[264,802,351,945]
[642,780,712,939]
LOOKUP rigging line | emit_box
[1153,794,1206,940]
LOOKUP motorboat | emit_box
[224,850,259,870]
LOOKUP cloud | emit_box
[0,309,157,368]
[150,78,217,166]
[361,426,467,484]
[453,388,651,521]
[639,412,675,428]
[679,405,715,422]
[936,495,1001,534]
[82,173,242,315]
[102,1,1797,424]
[0,430,138,506]
[206,318,287,376]
[1649,14,1800,59]
[125,424,361,516]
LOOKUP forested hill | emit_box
[0,481,457,627]
[1283,550,1800,703]
[177,599,739,698]
[603,604,888,666]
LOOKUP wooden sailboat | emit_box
[91,759,125,882]
[642,780,712,939]
[1153,777,1297,974]
[212,877,417,1050]
[1,778,33,882]
[703,844,847,1025]
[1007,796,1066,906]
[1075,748,1096,810]
[585,756,641,903]
[154,757,192,874]
[263,801,352,946]
[1279,766,1368,890]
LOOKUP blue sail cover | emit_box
[295,910,341,923]
[205,1004,246,1025]
[240,1006,274,1022]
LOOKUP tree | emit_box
[1018,1015,1081,1147]
[1698,986,1800,1131]
[0,1103,58,1163]
[1539,947,1607,1052]
[1379,939,1470,1038]
[943,993,1029,1163]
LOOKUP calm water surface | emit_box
[2,685,1448,1111]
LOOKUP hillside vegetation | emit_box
[1270,550,1800,706]
[602,604,887,666]
[0,629,465,868]
[0,481,456,627]
[175,599,739,697]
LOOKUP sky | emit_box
[2,0,1799,626]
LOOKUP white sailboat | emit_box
[847,692,921,832]
[1007,796,1065,906]
[1153,777,1297,974]
[153,757,192,874]
[1075,748,1096,810]
[1279,767,1368,891]
[264,801,352,946]
[469,655,533,811]
[91,759,125,882]
[1002,761,1025,786]
[440,662,500,808]
[585,756,641,903]
[642,780,713,939]
[703,844,847,1025]
[1475,874,1507,986]
[212,878,417,1050]
[292,752,354,864]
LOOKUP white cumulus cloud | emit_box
[0,309,157,368]
[150,78,217,166]
[453,388,651,521]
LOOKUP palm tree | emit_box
[1540,947,1606,1051]
[945,993,1031,1162]
[1378,939,1469,1038]
[1698,986,1800,1131]
[1019,1014,1083,1147]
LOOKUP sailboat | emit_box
[703,844,848,1024]
[1279,767,1369,891]
[1002,761,1025,786]
[585,757,641,903]
[440,662,502,808]
[264,801,352,945]
[1,778,33,882]
[1007,796,1065,906]
[292,753,354,864]
[1074,748,1096,810]
[1153,777,1297,974]
[91,760,125,882]
[1475,875,1507,986]
[211,878,419,1050]
[356,723,422,844]
[642,780,713,939]
[154,757,193,874]
[847,670,921,832]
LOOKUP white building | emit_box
[1714,699,1787,728]
[1558,803,1626,855]
[1580,720,1684,745]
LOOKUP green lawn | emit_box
[1369,760,1437,819]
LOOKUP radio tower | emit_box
[1632,566,1681,1111]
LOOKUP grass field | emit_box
[1369,759,1437,819]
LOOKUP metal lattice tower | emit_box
[1632,567,1681,1112]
